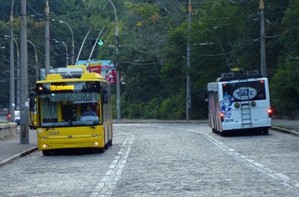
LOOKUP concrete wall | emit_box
[0,123,17,140]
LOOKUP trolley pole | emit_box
[20,0,29,144]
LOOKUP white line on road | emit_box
[158,125,299,192]
[89,133,135,197]
[191,128,299,192]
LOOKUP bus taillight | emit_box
[268,108,273,117]
[220,112,224,121]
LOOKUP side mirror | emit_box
[103,93,109,104]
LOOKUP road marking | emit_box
[89,133,135,197]
[158,125,299,192]
[190,128,299,191]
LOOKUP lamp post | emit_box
[107,0,121,120]
[186,0,192,120]
[45,0,50,75]
[27,40,39,81]
[59,20,74,65]
[259,0,266,76]
[5,35,20,112]
[53,39,69,67]
[9,0,15,122]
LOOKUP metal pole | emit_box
[9,0,15,122]
[259,0,266,77]
[186,0,192,120]
[45,0,50,75]
[108,0,121,120]
[20,0,29,144]
[62,41,69,67]
[27,40,39,81]
[16,43,20,110]
[53,39,69,67]
[59,20,74,65]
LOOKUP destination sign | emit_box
[49,85,74,91]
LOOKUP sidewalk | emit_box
[0,128,37,167]
[0,119,298,168]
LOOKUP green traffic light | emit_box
[98,39,104,46]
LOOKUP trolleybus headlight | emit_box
[93,142,99,146]
[251,101,256,107]
[268,108,273,117]
[234,102,240,108]
[42,144,49,148]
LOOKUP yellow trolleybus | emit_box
[35,66,113,155]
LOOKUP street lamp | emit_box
[9,0,15,122]
[107,0,121,120]
[259,0,266,76]
[27,40,39,81]
[186,0,192,120]
[5,35,20,111]
[45,0,50,75]
[53,39,69,67]
[59,20,74,65]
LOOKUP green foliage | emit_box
[0,0,297,119]
[270,58,299,118]
[270,0,299,118]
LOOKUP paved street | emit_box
[0,123,299,196]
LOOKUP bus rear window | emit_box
[222,80,266,101]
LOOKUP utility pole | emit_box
[186,0,192,120]
[259,0,266,76]
[9,0,15,122]
[108,0,121,120]
[20,0,29,144]
[45,0,50,75]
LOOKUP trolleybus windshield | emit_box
[36,81,104,127]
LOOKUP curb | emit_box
[0,146,38,168]
[271,126,299,137]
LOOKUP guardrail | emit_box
[0,123,17,140]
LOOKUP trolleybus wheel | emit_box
[261,128,269,135]
[108,139,113,146]
[98,148,105,153]
[105,143,109,150]
[42,150,50,156]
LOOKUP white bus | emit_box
[207,70,272,135]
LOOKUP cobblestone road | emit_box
[0,123,298,196]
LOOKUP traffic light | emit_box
[98,39,104,46]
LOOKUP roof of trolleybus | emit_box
[37,65,107,83]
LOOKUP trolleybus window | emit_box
[222,80,266,101]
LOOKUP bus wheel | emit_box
[108,139,113,146]
[98,148,105,153]
[105,143,109,150]
[42,150,50,156]
[261,128,269,135]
